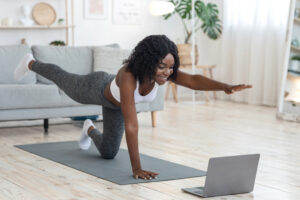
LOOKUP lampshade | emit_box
[149,1,175,16]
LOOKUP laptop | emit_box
[182,154,260,198]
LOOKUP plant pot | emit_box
[177,44,198,67]
[290,60,300,71]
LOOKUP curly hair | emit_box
[124,35,180,84]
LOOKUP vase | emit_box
[20,5,34,26]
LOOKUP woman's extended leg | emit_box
[88,106,125,159]
[29,61,115,107]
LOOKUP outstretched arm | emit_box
[173,70,252,94]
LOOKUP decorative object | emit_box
[21,38,28,45]
[164,0,222,43]
[295,8,300,18]
[292,39,299,47]
[20,5,34,26]
[113,0,141,25]
[1,17,13,26]
[49,40,66,46]
[57,18,65,25]
[177,43,198,66]
[32,2,56,25]
[84,0,108,19]
[149,1,175,16]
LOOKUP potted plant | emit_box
[57,18,65,25]
[49,40,66,46]
[163,0,222,65]
[290,55,300,71]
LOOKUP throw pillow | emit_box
[93,46,131,75]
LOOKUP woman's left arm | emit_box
[173,70,252,94]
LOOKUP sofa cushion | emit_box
[0,84,84,110]
[93,46,131,75]
[32,46,94,84]
[0,45,36,84]
[0,84,61,109]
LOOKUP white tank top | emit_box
[110,78,159,104]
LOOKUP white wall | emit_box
[73,0,185,49]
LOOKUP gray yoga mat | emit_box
[16,141,206,185]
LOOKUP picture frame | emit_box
[113,0,141,25]
[84,0,107,19]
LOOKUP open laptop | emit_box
[182,154,260,198]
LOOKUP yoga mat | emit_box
[16,141,206,185]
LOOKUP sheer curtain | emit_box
[217,0,290,106]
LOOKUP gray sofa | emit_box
[0,44,164,132]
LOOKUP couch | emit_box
[0,44,164,133]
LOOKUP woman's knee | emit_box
[100,148,119,159]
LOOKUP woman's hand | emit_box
[224,84,252,94]
[133,168,159,180]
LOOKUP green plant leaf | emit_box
[195,0,205,18]
[163,0,222,42]
[291,55,300,61]
[177,0,192,19]
[198,3,222,40]
[163,13,173,20]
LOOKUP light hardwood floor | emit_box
[0,100,299,200]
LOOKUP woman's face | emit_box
[154,53,175,85]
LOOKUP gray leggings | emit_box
[31,61,125,159]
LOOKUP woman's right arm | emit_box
[118,70,159,179]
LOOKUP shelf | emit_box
[291,45,300,52]
[294,17,300,23]
[0,25,75,30]
[288,69,300,76]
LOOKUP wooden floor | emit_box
[0,100,299,200]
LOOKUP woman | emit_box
[14,35,252,180]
